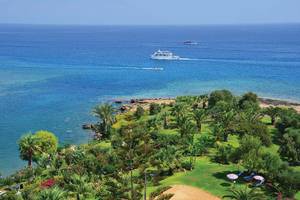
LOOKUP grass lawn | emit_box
[116,110,300,199]
[293,167,300,199]
[296,193,300,200]
[148,156,242,198]
[148,156,300,199]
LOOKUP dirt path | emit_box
[163,185,220,200]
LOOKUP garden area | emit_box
[0,90,300,200]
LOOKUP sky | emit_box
[0,0,300,25]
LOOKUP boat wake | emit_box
[141,67,164,71]
[105,66,164,71]
[178,57,199,61]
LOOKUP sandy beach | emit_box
[115,97,300,113]
[259,97,300,113]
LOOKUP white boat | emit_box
[151,50,180,60]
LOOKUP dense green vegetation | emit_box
[1,90,300,200]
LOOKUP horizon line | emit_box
[1,22,300,27]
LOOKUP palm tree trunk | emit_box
[271,117,275,125]
[190,156,193,170]
[130,169,133,200]
[223,132,228,142]
[28,150,33,167]
[164,117,168,129]
[144,172,147,200]
[198,123,202,133]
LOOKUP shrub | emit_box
[0,191,23,200]
[238,92,259,110]
[157,193,174,200]
[149,103,161,115]
[193,135,214,155]
[181,160,193,170]
[149,186,172,200]
[37,186,66,200]
[279,128,300,165]
[208,90,234,108]
[236,135,262,159]
[223,186,266,200]
[0,177,15,187]
[261,152,286,180]
[134,106,145,119]
[276,108,300,135]
[237,122,272,147]
[277,170,300,198]
[64,147,85,165]
[41,178,56,189]
[35,130,58,155]
[241,149,264,172]
[147,116,162,131]
[235,135,264,171]
[154,132,180,146]
[214,143,234,164]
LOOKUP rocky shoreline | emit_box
[115,98,175,112]
[259,97,300,113]
[112,97,300,113]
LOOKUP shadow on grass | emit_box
[212,170,234,181]
[213,170,246,188]
[220,182,231,187]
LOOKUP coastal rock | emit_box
[120,105,130,112]
[259,98,300,106]
[113,99,123,104]
[130,99,137,104]
[82,124,93,130]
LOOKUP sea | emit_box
[0,24,300,175]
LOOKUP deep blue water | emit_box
[0,24,300,175]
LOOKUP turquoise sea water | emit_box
[0,24,300,175]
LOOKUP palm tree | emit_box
[92,103,115,139]
[223,187,266,200]
[67,175,94,200]
[212,123,225,142]
[161,111,169,129]
[171,102,186,121]
[199,94,209,108]
[178,115,196,140]
[37,187,66,200]
[193,108,206,133]
[18,133,41,167]
[213,109,236,142]
[263,106,281,125]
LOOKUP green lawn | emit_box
[148,157,242,198]
[296,193,300,200]
[293,167,300,199]
[147,156,300,199]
